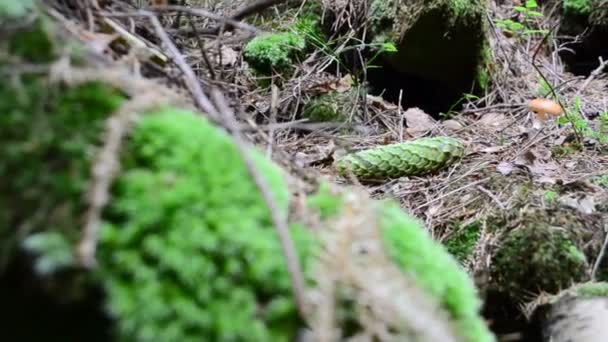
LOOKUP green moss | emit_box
[244,17,323,74]
[490,224,587,300]
[563,0,592,16]
[244,31,306,73]
[450,0,484,18]
[308,185,494,342]
[8,10,56,63]
[574,282,608,298]
[543,190,558,205]
[301,89,357,123]
[96,109,316,342]
[0,74,125,265]
[445,223,481,263]
[475,43,492,91]
[381,203,492,342]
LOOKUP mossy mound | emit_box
[301,89,359,123]
[95,109,316,341]
[308,184,495,342]
[244,17,323,74]
[488,209,588,301]
[0,76,125,264]
[445,223,482,263]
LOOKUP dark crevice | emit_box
[558,17,608,76]
[366,64,467,117]
[0,252,112,342]
[481,290,532,341]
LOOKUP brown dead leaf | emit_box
[496,162,515,175]
[481,146,506,154]
[442,119,463,131]
[335,74,353,93]
[79,30,119,54]
[477,113,509,132]
[366,94,399,111]
[403,107,437,137]
[218,46,238,67]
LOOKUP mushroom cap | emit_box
[528,98,563,120]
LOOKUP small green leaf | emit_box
[525,0,538,8]
[381,42,398,53]
[527,11,544,17]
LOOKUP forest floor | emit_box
[44,0,608,338]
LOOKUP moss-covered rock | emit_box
[445,223,482,263]
[244,17,323,74]
[301,89,358,123]
[527,282,608,342]
[489,216,588,301]
[308,184,495,342]
[563,0,592,16]
[95,109,316,342]
[0,75,125,264]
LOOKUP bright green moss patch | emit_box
[244,31,306,72]
[380,203,492,342]
[96,109,316,342]
[308,185,494,342]
[563,0,592,16]
[244,17,323,74]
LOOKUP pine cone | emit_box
[335,137,465,180]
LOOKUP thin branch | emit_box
[577,57,608,96]
[211,88,309,319]
[145,10,309,319]
[146,12,220,119]
[591,224,608,281]
[198,0,287,35]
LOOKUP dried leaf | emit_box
[403,107,437,137]
[335,74,353,93]
[218,46,238,66]
[481,146,505,154]
[79,30,119,54]
[537,176,558,185]
[496,162,515,175]
[442,119,463,131]
[366,95,399,111]
[477,113,509,132]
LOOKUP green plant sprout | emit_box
[557,97,608,145]
[366,41,398,69]
[440,93,481,119]
[494,0,549,36]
